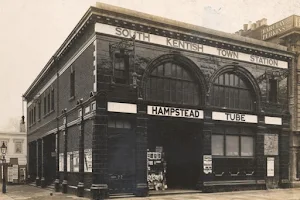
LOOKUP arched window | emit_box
[146,63,199,105]
[211,72,254,111]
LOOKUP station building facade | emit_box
[236,15,300,187]
[23,3,294,199]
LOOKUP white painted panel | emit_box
[147,105,203,119]
[95,23,288,69]
[107,102,137,114]
[265,116,282,125]
[212,111,258,123]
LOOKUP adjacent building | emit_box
[0,119,27,184]
[23,3,294,199]
[236,15,300,187]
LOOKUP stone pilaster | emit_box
[35,139,40,186]
[41,138,46,188]
[91,92,109,200]
[54,131,60,192]
[135,99,148,197]
[77,104,85,197]
[62,115,68,194]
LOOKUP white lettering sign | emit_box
[107,102,137,114]
[147,105,203,119]
[265,116,282,125]
[95,23,288,69]
[212,111,257,123]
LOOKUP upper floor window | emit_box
[268,79,278,103]
[38,101,41,120]
[146,62,199,105]
[211,72,254,111]
[70,67,75,98]
[114,53,129,84]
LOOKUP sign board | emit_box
[84,149,92,172]
[95,23,288,69]
[262,16,294,40]
[203,155,212,174]
[73,151,79,172]
[212,111,258,123]
[59,153,64,172]
[147,105,203,119]
[267,157,275,177]
[12,165,18,180]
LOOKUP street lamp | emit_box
[1,141,7,194]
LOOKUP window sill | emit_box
[43,110,55,118]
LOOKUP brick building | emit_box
[23,3,294,199]
[236,15,300,187]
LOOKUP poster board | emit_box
[59,153,64,172]
[84,149,92,172]
[73,151,79,172]
[267,157,275,177]
[7,167,13,182]
[12,165,18,181]
[264,134,279,156]
[203,155,212,174]
[67,152,72,172]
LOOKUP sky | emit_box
[1,0,300,131]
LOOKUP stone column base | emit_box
[54,179,60,192]
[90,184,109,200]
[77,182,84,197]
[35,177,40,186]
[41,177,46,188]
[62,180,68,193]
[135,183,148,197]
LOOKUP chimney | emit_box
[256,20,261,27]
[261,18,267,26]
[243,24,248,31]
[20,116,26,132]
[251,23,256,30]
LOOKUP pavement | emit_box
[2,185,300,200]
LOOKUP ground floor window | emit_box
[211,127,254,157]
[211,126,255,178]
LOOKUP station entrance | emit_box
[147,118,202,191]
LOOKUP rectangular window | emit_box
[47,93,51,113]
[78,109,82,118]
[114,53,129,84]
[38,102,41,120]
[226,135,239,156]
[212,135,224,156]
[33,106,36,123]
[107,118,131,129]
[269,79,278,103]
[241,136,254,156]
[15,141,22,154]
[44,96,47,115]
[70,68,75,98]
[51,89,54,111]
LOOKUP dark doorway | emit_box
[148,118,202,190]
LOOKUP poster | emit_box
[267,157,275,177]
[67,152,73,172]
[73,151,79,172]
[59,153,64,172]
[203,155,212,174]
[12,165,18,180]
[84,149,92,172]
[264,134,279,156]
[7,167,13,182]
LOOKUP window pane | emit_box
[116,120,123,128]
[123,121,131,129]
[241,136,254,156]
[171,64,177,77]
[176,65,182,78]
[157,65,163,76]
[226,135,239,156]
[164,63,172,77]
[212,135,224,156]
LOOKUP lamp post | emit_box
[1,141,7,194]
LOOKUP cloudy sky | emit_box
[0,0,300,131]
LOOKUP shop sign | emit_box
[212,111,257,123]
[84,149,92,172]
[107,102,137,114]
[267,157,275,177]
[203,155,212,174]
[147,105,203,119]
[265,116,282,125]
[95,23,288,69]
